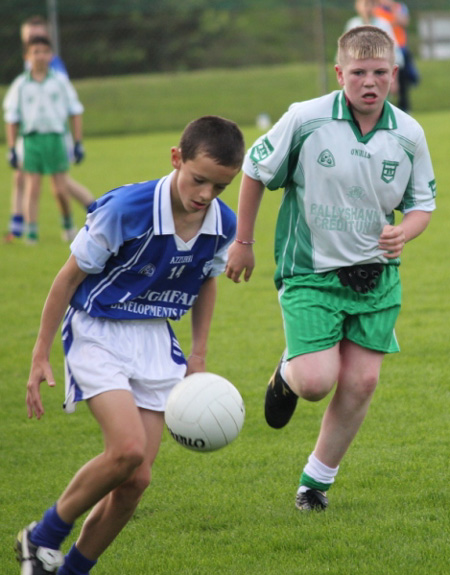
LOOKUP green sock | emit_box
[62,214,74,230]
[26,222,38,241]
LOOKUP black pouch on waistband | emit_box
[336,264,384,294]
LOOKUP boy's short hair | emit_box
[23,35,52,54]
[179,116,245,169]
[337,25,395,66]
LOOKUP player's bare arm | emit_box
[379,210,432,259]
[5,122,18,149]
[226,174,265,283]
[187,276,217,376]
[70,114,83,143]
[27,255,87,419]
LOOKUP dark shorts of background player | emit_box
[23,132,69,174]
[279,264,401,359]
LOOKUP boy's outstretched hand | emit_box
[226,242,255,283]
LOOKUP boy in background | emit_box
[4,15,93,243]
[226,26,435,511]
[4,36,84,244]
[16,115,244,574]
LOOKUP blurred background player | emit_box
[375,0,419,112]
[4,15,93,243]
[4,36,85,244]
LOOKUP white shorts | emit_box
[62,309,187,413]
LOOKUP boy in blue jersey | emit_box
[227,26,435,511]
[16,116,245,575]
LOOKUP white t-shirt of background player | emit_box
[243,90,436,283]
[3,69,84,135]
[69,171,236,320]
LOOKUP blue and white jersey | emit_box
[69,172,236,320]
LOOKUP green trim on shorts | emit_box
[279,265,401,358]
[23,132,69,174]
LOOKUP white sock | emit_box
[279,349,289,381]
[298,452,339,493]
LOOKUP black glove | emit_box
[337,264,383,294]
[73,141,85,164]
[7,147,18,169]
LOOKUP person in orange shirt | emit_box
[375,0,419,112]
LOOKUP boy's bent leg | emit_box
[50,173,77,241]
[57,391,148,525]
[265,346,340,429]
[286,345,341,401]
[69,409,164,563]
[17,391,146,573]
[313,340,384,468]
[66,176,95,209]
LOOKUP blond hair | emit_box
[337,25,395,66]
[20,16,49,44]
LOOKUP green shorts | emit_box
[279,265,402,358]
[23,132,69,175]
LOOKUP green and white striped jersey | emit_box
[244,90,436,283]
[3,69,84,135]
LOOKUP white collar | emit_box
[153,171,224,237]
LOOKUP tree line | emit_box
[0,0,445,82]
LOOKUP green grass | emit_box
[1,111,449,574]
[1,60,450,143]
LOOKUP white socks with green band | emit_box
[299,452,339,493]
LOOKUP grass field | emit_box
[0,106,449,573]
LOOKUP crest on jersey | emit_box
[250,137,274,163]
[346,186,366,201]
[139,263,156,277]
[317,149,335,168]
[381,160,399,183]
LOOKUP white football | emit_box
[165,372,245,452]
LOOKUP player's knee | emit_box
[340,371,379,405]
[294,373,334,401]
[107,441,146,478]
[353,372,379,400]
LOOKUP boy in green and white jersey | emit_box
[4,35,84,243]
[227,26,436,511]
